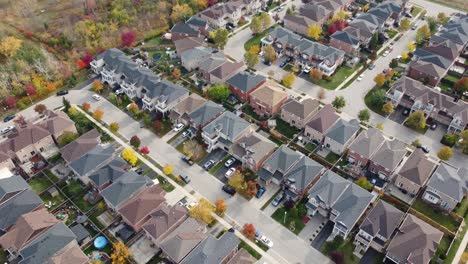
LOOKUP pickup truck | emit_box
[182,155,194,166]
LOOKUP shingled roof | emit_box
[306,104,339,133]
[397,149,436,185]
[359,200,404,240]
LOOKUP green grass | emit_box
[40,192,65,211]
[411,6,423,17]
[29,175,53,194]
[0,249,7,263]
[156,175,175,192]
[321,239,360,264]
[455,196,468,217]
[387,29,399,39]
[444,74,460,83]
[44,170,60,183]
[433,235,452,261]
[72,194,96,214]
[255,240,270,252]
[271,207,306,235]
[61,179,86,198]
[364,88,386,116]
[88,207,108,230]
[244,31,269,51]
[315,66,357,90]
[412,199,460,233]
[305,143,317,152]
[324,152,341,165]
[239,241,262,260]
[444,220,467,263]
[274,118,300,139]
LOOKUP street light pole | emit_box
[283,211,287,224]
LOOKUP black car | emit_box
[263,60,271,66]
[56,90,69,96]
[222,185,236,195]
[279,61,287,68]
[135,168,144,175]
[182,155,194,166]
[3,114,15,123]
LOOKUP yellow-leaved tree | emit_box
[110,241,130,264]
[121,148,138,166]
[307,25,322,40]
[163,164,173,175]
[190,198,215,224]
[0,36,23,58]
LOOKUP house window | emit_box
[39,147,45,152]
[30,151,35,155]
[292,120,295,124]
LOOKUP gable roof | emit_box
[262,145,303,175]
[181,47,221,65]
[88,157,127,188]
[371,138,407,172]
[250,84,288,107]
[325,119,360,144]
[69,144,114,177]
[230,132,276,166]
[189,101,225,128]
[174,37,206,54]
[171,22,200,35]
[387,214,443,264]
[202,111,251,141]
[210,61,244,80]
[283,156,325,191]
[426,163,468,202]
[226,72,266,93]
[421,40,458,60]
[143,80,189,105]
[173,94,207,116]
[100,172,152,209]
[359,200,404,239]
[307,170,350,207]
[1,122,51,153]
[142,204,188,243]
[398,149,436,185]
[60,129,100,163]
[282,98,320,119]
[348,128,385,160]
[40,111,75,136]
[48,241,88,264]
[181,230,240,264]
[330,30,360,46]
[0,190,42,231]
[409,60,446,78]
[118,185,166,228]
[0,176,30,204]
[306,104,339,133]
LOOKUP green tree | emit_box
[263,45,277,63]
[109,93,117,103]
[206,84,230,102]
[307,25,322,40]
[437,12,447,24]
[437,146,453,161]
[369,32,379,50]
[459,130,468,153]
[260,12,272,30]
[244,51,259,68]
[63,97,71,112]
[406,110,426,129]
[369,89,387,108]
[282,73,296,88]
[398,18,411,32]
[57,131,79,147]
[355,177,373,191]
[250,17,262,34]
[389,58,399,68]
[376,122,384,130]
[374,73,386,87]
[427,17,438,32]
[382,101,395,114]
[358,109,370,123]
[210,29,229,49]
[332,96,346,110]
[110,122,120,133]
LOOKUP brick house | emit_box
[248,84,288,117]
[367,138,407,180]
[347,128,385,168]
[304,104,339,143]
[281,98,320,129]
[226,72,266,102]
[394,149,437,195]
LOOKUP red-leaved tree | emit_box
[81,52,93,67]
[208,0,216,6]
[121,31,136,47]
[334,20,345,31]
[77,59,86,69]
[25,83,36,96]
[328,24,337,35]
[82,102,91,111]
[242,224,256,239]
[140,146,150,155]
[153,120,162,131]
[5,96,17,108]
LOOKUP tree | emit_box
[110,241,130,264]
[398,18,411,32]
[127,102,140,115]
[330,252,344,264]
[121,148,138,166]
[172,68,181,80]
[407,42,416,53]
[130,135,141,148]
[110,122,120,133]
[25,84,36,97]
[228,171,246,192]
[427,17,438,32]
[57,131,79,147]
[327,23,337,35]
[260,12,272,30]
[454,77,468,95]
[250,16,262,35]
[206,84,229,102]
[334,19,345,31]
[418,24,431,39]
[245,181,257,197]
[369,32,379,50]
[376,122,384,130]
[374,73,386,87]
[358,109,370,123]
[121,31,136,47]
[282,73,296,88]
[437,146,453,161]
[140,146,150,155]
[244,51,259,68]
[5,96,17,108]
[82,102,91,112]
[369,89,387,107]
[242,223,256,239]
[331,9,347,22]
[437,12,447,24]
[332,96,346,110]
[63,97,71,112]
[363,4,369,11]
[263,45,277,63]
[406,111,426,129]
[390,58,399,68]
[355,177,373,191]
[401,51,408,60]
[183,140,203,160]
[459,130,468,153]
[81,53,94,68]
[170,4,193,24]
[317,88,326,101]
[93,109,104,121]
[189,198,214,224]
[0,36,23,58]
[382,101,395,115]
[192,0,208,10]
[163,164,174,175]
[34,104,47,114]
[93,79,104,93]
[307,25,322,40]
[309,68,323,82]
[210,29,229,49]
[215,198,227,216]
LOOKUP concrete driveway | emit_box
[214,159,241,183]
[200,149,229,170]
[311,221,333,250]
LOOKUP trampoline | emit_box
[94,236,108,250]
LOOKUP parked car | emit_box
[263,59,271,66]
[0,126,14,135]
[303,65,311,73]
[56,90,69,96]
[222,185,236,195]
[279,61,287,68]
[357,74,364,81]
[383,50,389,57]
[177,198,188,207]
[272,192,284,207]
[411,25,417,30]
[182,130,191,138]
[135,168,144,175]
[3,114,15,123]
[369,64,376,70]
[256,186,266,198]
[186,201,198,209]
[92,94,101,101]
[417,145,430,154]
[180,175,191,184]
[182,155,194,166]
[225,168,236,178]
[203,160,215,170]
[173,123,184,132]
[260,235,274,248]
[405,13,413,18]
[224,158,235,167]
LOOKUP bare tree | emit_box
[317,88,326,101]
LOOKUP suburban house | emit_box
[142,204,189,248]
[118,185,166,232]
[394,149,437,196]
[282,156,326,201]
[0,189,43,233]
[407,54,452,87]
[170,22,202,41]
[304,104,340,143]
[169,94,208,126]
[248,83,288,117]
[202,111,253,152]
[367,138,407,180]
[386,77,468,135]
[430,13,468,53]
[306,170,375,238]
[60,129,100,163]
[159,217,207,263]
[385,214,443,264]
[261,27,345,76]
[330,28,361,56]
[226,71,266,102]
[174,37,206,55]
[100,172,153,210]
[281,98,320,129]
[347,128,385,168]
[284,0,339,36]
[180,47,223,71]
[88,157,128,191]
[188,101,225,130]
[198,0,262,29]
[69,144,116,181]
[0,176,30,207]
[40,110,77,143]
[198,57,245,84]
[230,132,277,171]
[323,118,360,155]
[0,151,15,171]
[422,163,468,212]
[353,200,404,253]
[141,80,189,114]
[258,145,303,185]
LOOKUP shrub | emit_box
[441,133,459,147]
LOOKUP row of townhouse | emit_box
[261,27,346,76]
[408,13,468,87]
[198,0,262,29]
[90,49,190,115]
[284,0,352,36]
[330,1,406,56]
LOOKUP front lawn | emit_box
[274,118,300,139]
[315,66,357,90]
[412,199,460,233]
[244,31,269,52]
[29,175,53,194]
[387,29,398,38]
[156,175,175,192]
[321,238,360,264]
[271,206,306,235]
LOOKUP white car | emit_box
[224,158,235,167]
[225,167,236,178]
[357,74,364,81]
[92,94,101,101]
[260,235,274,248]
[303,65,311,73]
[173,123,184,132]
[383,50,389,57]
[0,126,14,135]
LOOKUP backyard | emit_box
[411,198,460,233]
[274,118,300,139]
[324,152,341,165]
[40,192,65,211]
[29,175,53,194]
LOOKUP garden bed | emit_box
[274,118,300,139]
